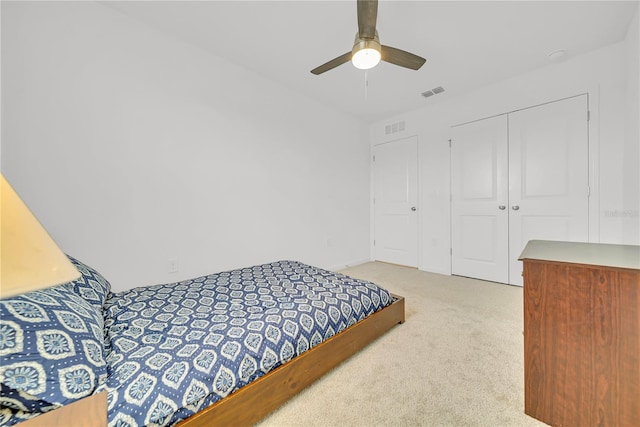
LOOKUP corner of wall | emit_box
[622,4,640,244]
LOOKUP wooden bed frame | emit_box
[177,294,405,426]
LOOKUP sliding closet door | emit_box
[508,95,589,285]
[451,115,509,283]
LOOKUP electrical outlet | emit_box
[168,258,178,273]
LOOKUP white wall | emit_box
[623,7,640,245]
[1,2,370,292]
[371,17,640,274]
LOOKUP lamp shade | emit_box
[0,174,80,299]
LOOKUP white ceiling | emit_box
[104,1,638,122]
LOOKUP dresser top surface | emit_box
[519,240,640,270]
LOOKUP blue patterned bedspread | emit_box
[102,261,391,426]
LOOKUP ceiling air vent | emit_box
[422,86,445,98]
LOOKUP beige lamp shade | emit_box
[0,174,80,299]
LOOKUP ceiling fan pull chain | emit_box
[364,70,369,98]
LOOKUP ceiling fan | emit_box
[310,0,426,75]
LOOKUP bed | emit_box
[0,256,404,426]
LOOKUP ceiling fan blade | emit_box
[381,45,426,70]
[357,0,378,39]
[310,52,352,75]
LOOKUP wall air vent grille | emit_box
[385,120,406,135]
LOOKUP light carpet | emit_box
[257,261,547,427]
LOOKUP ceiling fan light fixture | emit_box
[351,32,381,70]
[352,45,381,70]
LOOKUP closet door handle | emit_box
[411,206,417,211]
[498,205,506,210]
[512,205,520,211]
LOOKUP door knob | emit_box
[411,206,417,211]
[512,205,520,211]
[498,205,506,210]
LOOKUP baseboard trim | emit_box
[327,258,373,272]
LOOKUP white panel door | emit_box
[373,136,418,267]
[451,115,509,283]
[508,95,589,285]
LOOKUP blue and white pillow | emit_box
[0,256,111,417]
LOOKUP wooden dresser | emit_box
[519,240,640,427]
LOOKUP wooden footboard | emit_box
[177,294,405,427]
